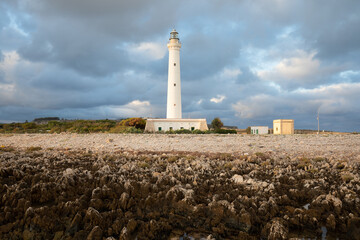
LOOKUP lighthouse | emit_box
[144,29,208,132]
[167,29,182,119]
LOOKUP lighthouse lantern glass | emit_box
[170,31,179,39]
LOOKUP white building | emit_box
[145,29,208,132]
[251,126,269,135]
[273,119,294,134]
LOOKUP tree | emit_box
[211,117,223,130]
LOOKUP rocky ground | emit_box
[1,134,360,239]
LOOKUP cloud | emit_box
[232,82,360,127]
[0,0,360,131]
[210,95,226,103]
[220,68,242,79]
[257,50,343,89]
[127,42,167,62]
[105,100,153,118]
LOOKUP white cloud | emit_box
[232,82,360,119]
[106,100,153,118]
[7,12,29,37]
[210,95,226,103]
[256,50,343,90]
[0,51,20,83]
[127,41,167,62]
[126,100,150,107]
[257,50,319,81]
[220,68,242,79]
[232,94,276,119]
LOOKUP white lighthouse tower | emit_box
[167,29,182,119]
[144,29,208,132]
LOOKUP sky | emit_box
[0,0,359,132]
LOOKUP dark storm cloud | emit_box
[0,0,360,131]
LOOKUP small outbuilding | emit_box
[251,126,268,135]
[273,119,294,134]
[145,118,208,132]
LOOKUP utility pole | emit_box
[317,109,320,134]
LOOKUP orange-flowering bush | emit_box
[119,118,146,129]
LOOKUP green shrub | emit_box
[192,129,205,134]
[174,129,192,134]
[109,125,142,133]
[214,129,237,134]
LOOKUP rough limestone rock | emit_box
[261,218,288,240]
[232,174,244,184]
[1,138,359,239]
[87,226,103,240]
[326,214,336,230]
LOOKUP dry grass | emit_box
[26,146,42,152]
[341,173,354,183]
[0,145,15,152]
[167,156,179,163]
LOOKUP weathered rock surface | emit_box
[1,134,359,239]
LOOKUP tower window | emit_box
[174,83,176,86]
[174,104,176,106]
[174,63,176,66]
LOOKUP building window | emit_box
[180,127,184,129]
[251,129,253,134]
[276,127,278,131]
[191,127,195,131]
[174,104,176,106]
[169,127,173,130]
[256,129,258,134]
[174,83,176,86]
[158,127,162,131]
[174,63,176,66]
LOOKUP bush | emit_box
[109,125,143,133]
[214,129,237,134]
[119,118,146,129]
[174,129,192,134]
[192,129,205,134]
